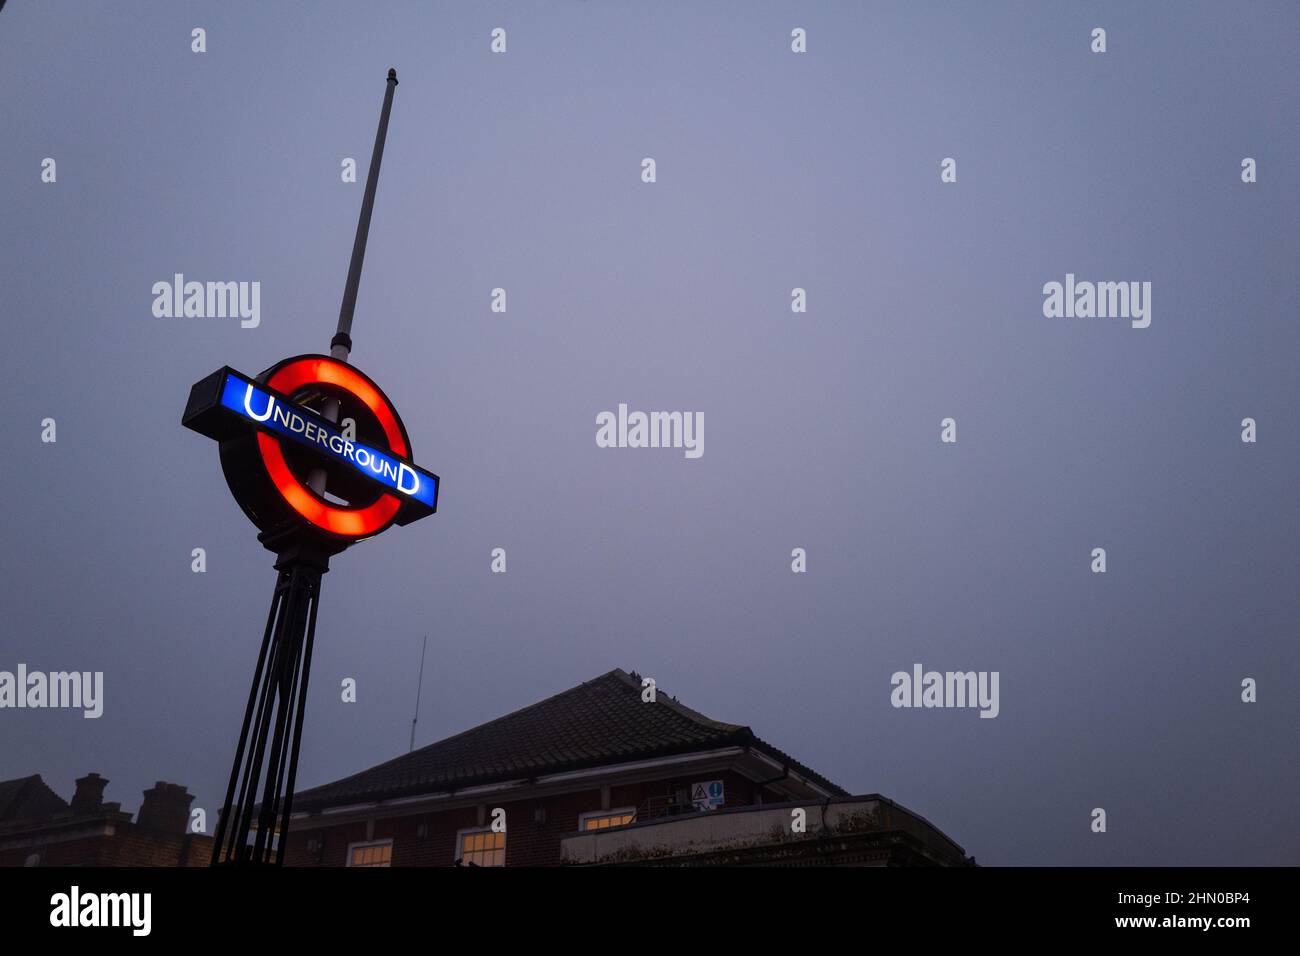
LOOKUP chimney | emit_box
[70,773,108,814]
[136,782,194,834]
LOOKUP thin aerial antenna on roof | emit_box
[409,634,428,753]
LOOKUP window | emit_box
[579,807,636,831]
[245,828,280,857]
[456,827,505,867]
[347,839,393,867]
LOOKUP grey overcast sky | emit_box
[2,1,1298,865]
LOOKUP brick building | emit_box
[280,669,972,867]
[0,772,212,867]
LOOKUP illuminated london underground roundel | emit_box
[193,69,427,869]
[183,354,439,553]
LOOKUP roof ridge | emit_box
[610,673,845,796]
[296,669,635,797]
[0,774,42,787]
[607,669,748,736]
[0,774,70,823]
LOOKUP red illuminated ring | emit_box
[256,358,407,538]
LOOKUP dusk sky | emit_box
[2,1,1298,865]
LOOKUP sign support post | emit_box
[212,559,324,865]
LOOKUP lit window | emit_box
[579,808,636,831]
[456,828,505,867]
[348,840,393,867]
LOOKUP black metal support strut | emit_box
[211,556,326,865]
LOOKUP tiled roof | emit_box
[292,669,845,812]
[0,777,36,820]
[0,774,69,823]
